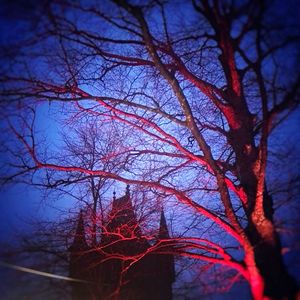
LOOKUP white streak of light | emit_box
[0,261,89,283]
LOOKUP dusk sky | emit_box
[0,1,300,299]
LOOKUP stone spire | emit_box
[155,208,176,299]
[69,210,88,251]
[158,209,170,239]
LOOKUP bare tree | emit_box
[1,0,300,299]
[44,118,128,245]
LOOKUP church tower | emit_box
[69,187,175,300]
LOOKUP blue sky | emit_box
[0,1,300,299]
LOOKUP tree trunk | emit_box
[247,192,298,299]
[230,126,298,298]
[254,236,298,299]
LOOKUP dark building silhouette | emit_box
[69,186,175,300]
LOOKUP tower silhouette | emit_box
[69,186,175,300]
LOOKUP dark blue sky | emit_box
[0,0,299,299]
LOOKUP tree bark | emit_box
[247,192,298,299]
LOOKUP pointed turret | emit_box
[155,208,175,300]
[69,210,88,252]
[158,209,170,239]
[68,210,91,300]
